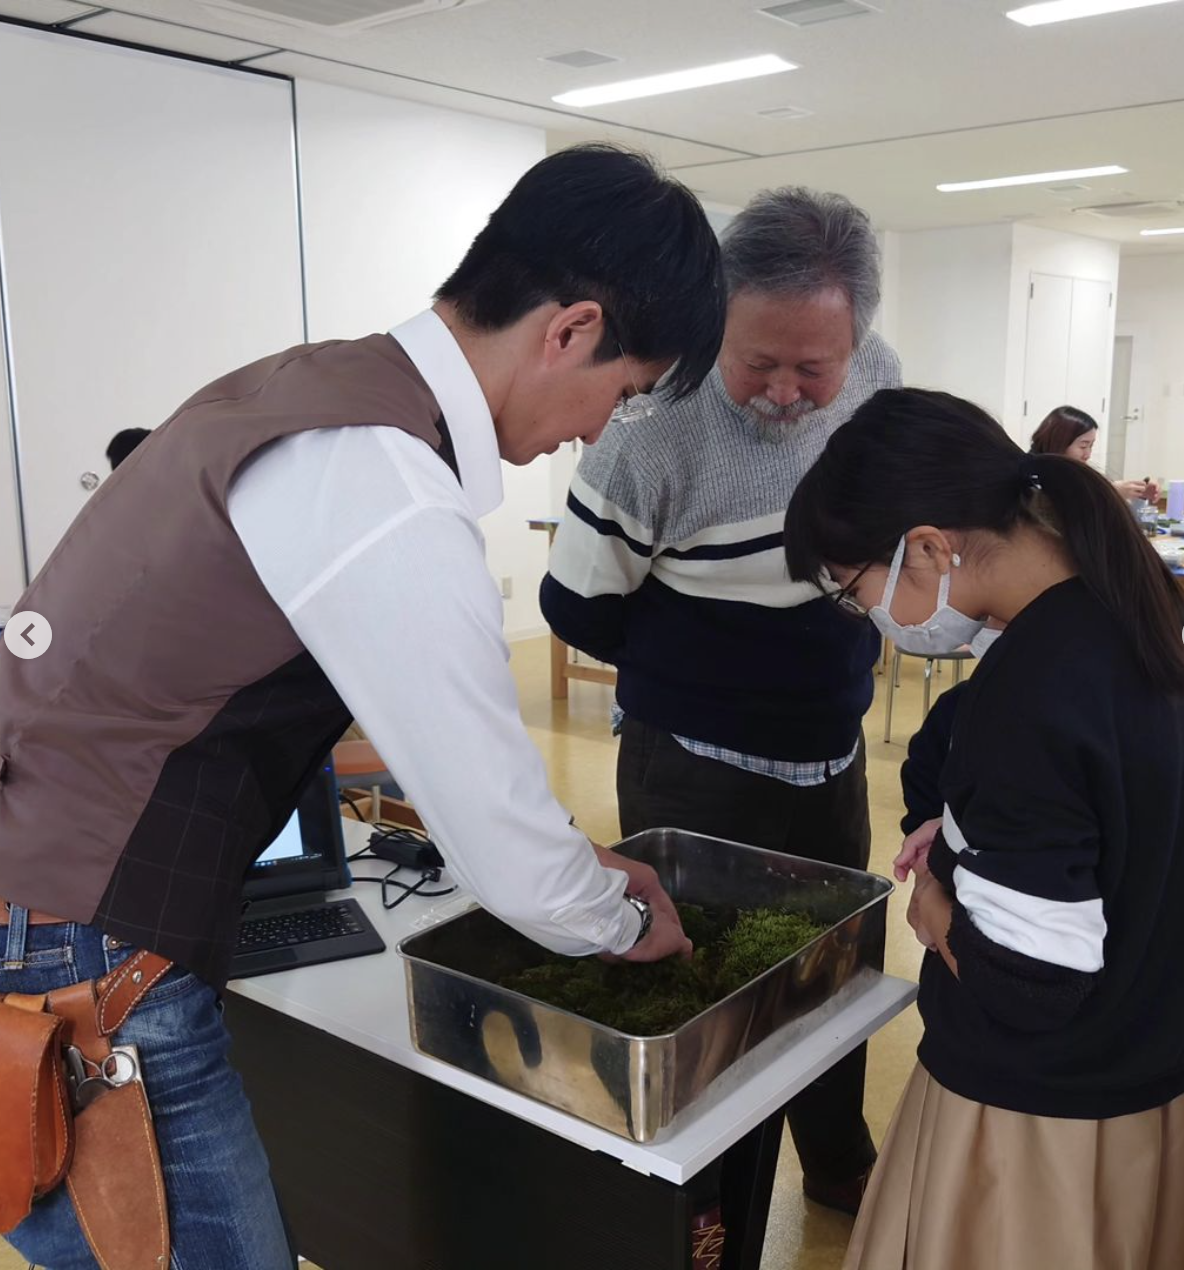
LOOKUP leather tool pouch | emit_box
[0,950,173,1270]
[0,995,72,1231]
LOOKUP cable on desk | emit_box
[338,788,369,824]
[349,822,456,910]
[350,864,456,910]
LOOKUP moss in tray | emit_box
[498,904,827,1036]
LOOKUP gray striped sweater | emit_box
[541,331,901,761]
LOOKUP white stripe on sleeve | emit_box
[943,805,1106,973]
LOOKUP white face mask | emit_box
[868,534,987,656]
[969,627,1002,659]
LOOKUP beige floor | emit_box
[516,640,934,1270]
[1,641,950,1270]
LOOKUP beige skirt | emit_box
[844,1064,1184,1270]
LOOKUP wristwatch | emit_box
[623,894,653,948]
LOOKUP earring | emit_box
[952,553,962,567]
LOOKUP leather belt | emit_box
[0,900,71,926]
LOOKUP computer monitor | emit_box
[242,759,351,903]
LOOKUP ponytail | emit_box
[1024,454,1184,693]
[785,388,1184,695]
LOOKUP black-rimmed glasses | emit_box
[824,563,873,618]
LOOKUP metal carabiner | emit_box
[63,1043,144,1112]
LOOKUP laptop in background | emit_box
[230,759,386,979]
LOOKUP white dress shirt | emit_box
[227,309,640,956]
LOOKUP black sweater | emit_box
[900,681,966,835]
[917,578,1184,1119]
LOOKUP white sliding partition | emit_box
[295,80,550,638]
[0,23,305,575]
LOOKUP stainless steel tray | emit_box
[398,829,892,1142]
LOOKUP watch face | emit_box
[626,895,652,947]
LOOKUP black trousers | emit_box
[617,717,877,1189]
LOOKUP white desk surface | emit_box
[228,819,918,1185]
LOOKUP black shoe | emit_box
[802,1166,873,1217]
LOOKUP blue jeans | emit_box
[1,910,295,1270]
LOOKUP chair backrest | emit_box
[332,738,387,778]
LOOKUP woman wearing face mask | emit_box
[786,388,1184,1270]
[1031,404,1158,503]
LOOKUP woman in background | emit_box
[1031,404,1157,502]
[787,387,1184,1270]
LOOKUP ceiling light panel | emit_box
[937,164,1127,192]
[1007,0,1182,28]
[552,55,796,108]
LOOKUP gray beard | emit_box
[745,400,816,444]
[755,417,793,445]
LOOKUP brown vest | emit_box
[0,335,448,985]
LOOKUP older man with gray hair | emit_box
[540,187,901,1235]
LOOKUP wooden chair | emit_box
[529,515,618,700]
[332,738,429,833]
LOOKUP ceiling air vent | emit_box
[542,50,620,69]
[757,104,813,119]
[760,0,879,27]
[199,0,487,34]
[1075,200,1184,220]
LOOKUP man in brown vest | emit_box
[0,144,725,1269]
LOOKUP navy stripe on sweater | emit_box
[566,491,652,559]
[662,533,784,562]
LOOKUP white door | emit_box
[1065,278,1114,467]
[0,295,25,614]
[1021,273,1073,441]
[0,25,305,573]
[1108,335,1135,481]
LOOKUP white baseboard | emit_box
[506,623,549,643]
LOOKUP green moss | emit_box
[671,902,730,950]
[498,903,826,1036]
[716,909,830,995]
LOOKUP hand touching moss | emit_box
[592,843,692,962]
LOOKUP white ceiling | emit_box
[2,0,1183,251]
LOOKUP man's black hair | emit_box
[106,428,151,471]
[436,144,725,399]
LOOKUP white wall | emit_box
[0,23,305,574]
[1003,224,1120,445]
[295,80,550,638]
[890,223,1014,420]
[1115,252,1184,485]
[884,222,1123,452]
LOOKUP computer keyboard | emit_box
[236,901,367,954]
